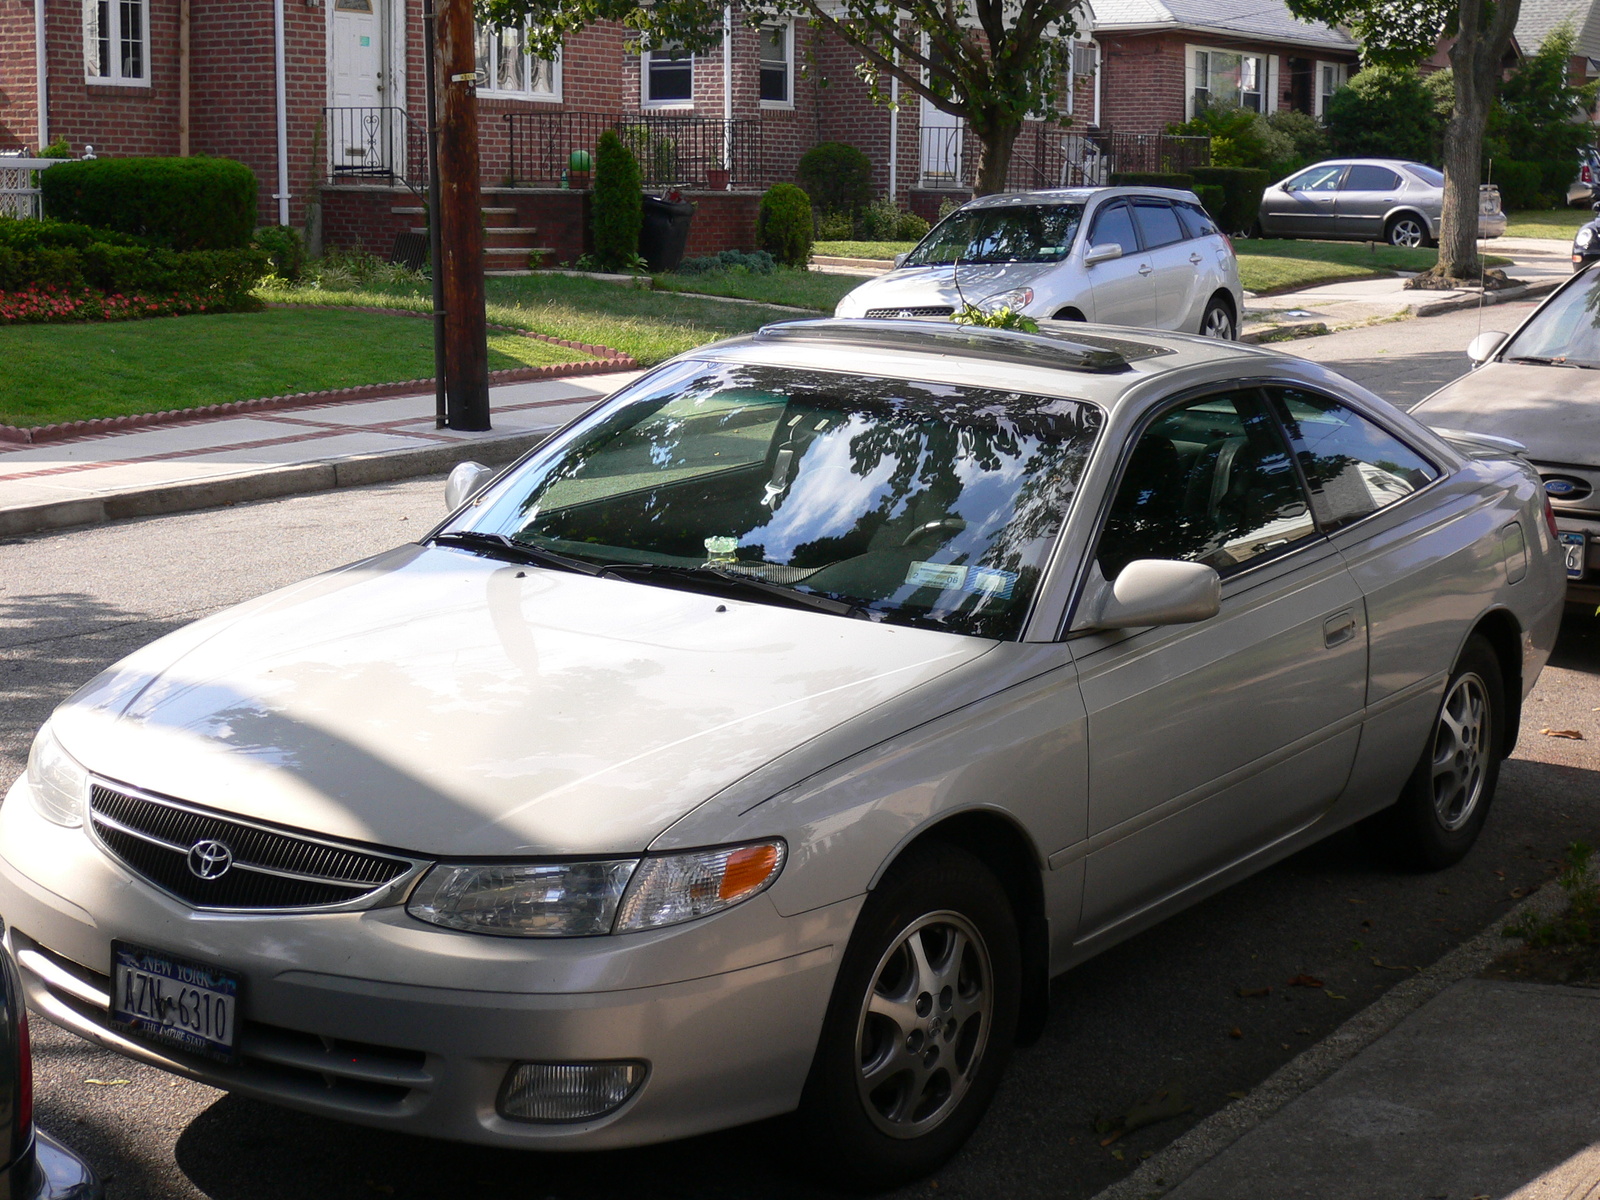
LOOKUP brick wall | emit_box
[0,0,39,150]
[320,182,412,253]
[40,0,183,160]
[1098,34,1189,137]
[681,188,758,255]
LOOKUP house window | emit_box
[1191,48,1264,114]
[83,0,148,86]
[759,22,791,105]
[644,42,693,106]
[1315,61,1347,116]
[476,25,561,99]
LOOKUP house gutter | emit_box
[33,0,47,151]
[889,71,898,199]
[722,5,732,172]
[1085,20,1358,56]
[272,0,290,224]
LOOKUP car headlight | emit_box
[1577,227,1594,248]
[975,287,1034,314]
[24,724,88,828]
[407,860,639,936]
[614,841,785,932]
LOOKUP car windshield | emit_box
[904,204,1085,266]
[1498,270,1600,368]
[455,361,1102,639]
[1407,164,1444,186]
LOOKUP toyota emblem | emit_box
[186,839,234,880]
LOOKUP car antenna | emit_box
[1478,162,1490,338]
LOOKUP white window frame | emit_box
[476,24,562,100]
[642,41,694,108]
[758,20,793,109]
[1314,60,1347,117]
[1186,45,1266,119]
[83,0,150,88]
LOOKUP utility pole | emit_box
[431,0,490,430]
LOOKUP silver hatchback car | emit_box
[1258,158,1507,247]
[0,321,1563,1188]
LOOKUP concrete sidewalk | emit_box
[0,371,636,537]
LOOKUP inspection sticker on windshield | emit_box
[907,561,967,590]
[966,567,1019,599]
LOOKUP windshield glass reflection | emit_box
[904,204,1085,267]
[1499,272,1600,368]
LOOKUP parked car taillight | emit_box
[1584,165,1593,184]
[1545,494,1561,540]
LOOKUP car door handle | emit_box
[1188,252,1203,265]
[1323,611,1359,648]
[1138,263,1153,276]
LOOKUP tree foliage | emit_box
[1488,25,1599,200]
[1322,65,1444,163]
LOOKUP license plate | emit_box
[1560,531,1587,579]
[110,941,240,1062]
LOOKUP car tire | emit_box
[795,843,1020,1190]
[1386,213,1430,249]
[1199,295,1236,340]
[1363,634,1504,871]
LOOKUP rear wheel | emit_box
[1200,295,1236,340]
[1386,213,1430,249]
[1364,634,1504,870]
[795,844,1019,1190]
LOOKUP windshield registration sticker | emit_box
[907,561,968,590]
[967,567,1019,599]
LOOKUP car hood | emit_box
[836,261,1063,314]
[52,545,993,857]
[1413,361,1600,466]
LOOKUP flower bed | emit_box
[0,284,228,324]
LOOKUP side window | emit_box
[1269,388,1440,530]
[1089,201,1140,255]
[1174,201,1217,239]
[1132,199,1186,248]
[1343,165,1402,191]
[1096,391,1319,580]
[1287,164,1345,192]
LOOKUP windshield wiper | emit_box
[430,530,604,575]
[599,563,869,618]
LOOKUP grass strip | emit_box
[0,307,587,428]
[1238,239,1512,294]
[651,267,867,311]
[813,241,920,260]
[1502,208,1589,240]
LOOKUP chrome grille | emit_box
[864,305,953,319]
[88,783,421,911]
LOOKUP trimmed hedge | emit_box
[41,156,258,250]
[591,130,642,271]
[797,142,874,220]
[1490,159,1544,212]
[759,184,814,268]
[1193,184,1227,219]
[1191,166,1271,235]
[1109,172,1195,190]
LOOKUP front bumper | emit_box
[0,781,857,1149]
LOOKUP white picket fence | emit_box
[0,157,67,219]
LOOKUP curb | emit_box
[0,426,559,540]
[1239,321,1331,345]
[1412,277,1563,318]
[1087,876,1570,1200]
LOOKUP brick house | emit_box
[0,0,1357,259]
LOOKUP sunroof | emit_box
[754,319,1172,373]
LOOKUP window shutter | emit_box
[1265,54,1278,113]
[1184,47,1198,119]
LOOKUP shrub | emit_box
[1488,27,1599,209]
[1263,110,1330,177]
[936,196,966,222]
[1193,183,1227,219]
[592,129,643,271]
[1490,159,1545,211]
[253,225,305,282]
[1110,172,1195,190]
[1190,167,1271,235]
[853,200,931,242]
[895,210,931,241]
[675,249,777,275]
[1324,67,1442,165]
[0,216,145,252]
[41,156,258,250]
[797,143,874,219]
[759,183,814,267]
[1169,102,1291,173]
[816,210,854,240]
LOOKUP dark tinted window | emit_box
[1343,165,1402,191]
[1089,201,1140,254]
[1174,201,1217,238]
[1096,391,1318,579]
[1408,164,1444,186]
[1270,388,1439,529]
[1132,199,1185,248]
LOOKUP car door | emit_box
[1264,163,1346,237]
[1131,197,1203,332]
[1335,164,1405,240]
[1083,199,1156,327]
[1069,388,1368,939]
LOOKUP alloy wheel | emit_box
[1431,671,1490,831]
[1201,304,1235,339]
[1390,217,1425,248]
[855,911,993,1139]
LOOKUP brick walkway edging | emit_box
[0,304,637,447]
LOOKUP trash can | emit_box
[639,194,697,272]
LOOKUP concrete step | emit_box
[484,246,556,269]
[391,206,425,217]
[409,226,540,245]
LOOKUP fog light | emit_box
[497,1061,646,1123]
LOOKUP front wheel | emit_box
[795,843,1020,1190]
[1363,634,1504,870]
[1387,213,1430,249]
[1200,296,1236,340]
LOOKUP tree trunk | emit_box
[1439,0,1521,279]
[972,118,1022,195]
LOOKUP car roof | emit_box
[1300,158,1436,173]
[692,318,1320,413]
[960,186,1200,209]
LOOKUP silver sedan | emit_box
[0,321,1564,1189]
[1258,158,1507,247]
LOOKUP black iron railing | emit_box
[505,111,765,188]
[323,106,427,195]
[918,126,1212,192]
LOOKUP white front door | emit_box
[920,99,962,187]
[330,0,390,174]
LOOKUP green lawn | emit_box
[813,241,920,260]
[0,307,588,428]
[1237,239,1512,294]
[1502,208,1589,239]
[652,266,868,311]
[261,273,809,366]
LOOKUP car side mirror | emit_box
[1085,559,1221,630]
[1466,331,1507,365]
[893,252,909,268]
[445,460,495,510]
[1084,242,1123,267]
[1282,182,1297,193]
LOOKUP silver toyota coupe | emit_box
[0,321,1564,1188]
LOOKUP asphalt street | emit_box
[0,316,1595,1199]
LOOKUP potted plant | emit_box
[706,149,730,191]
